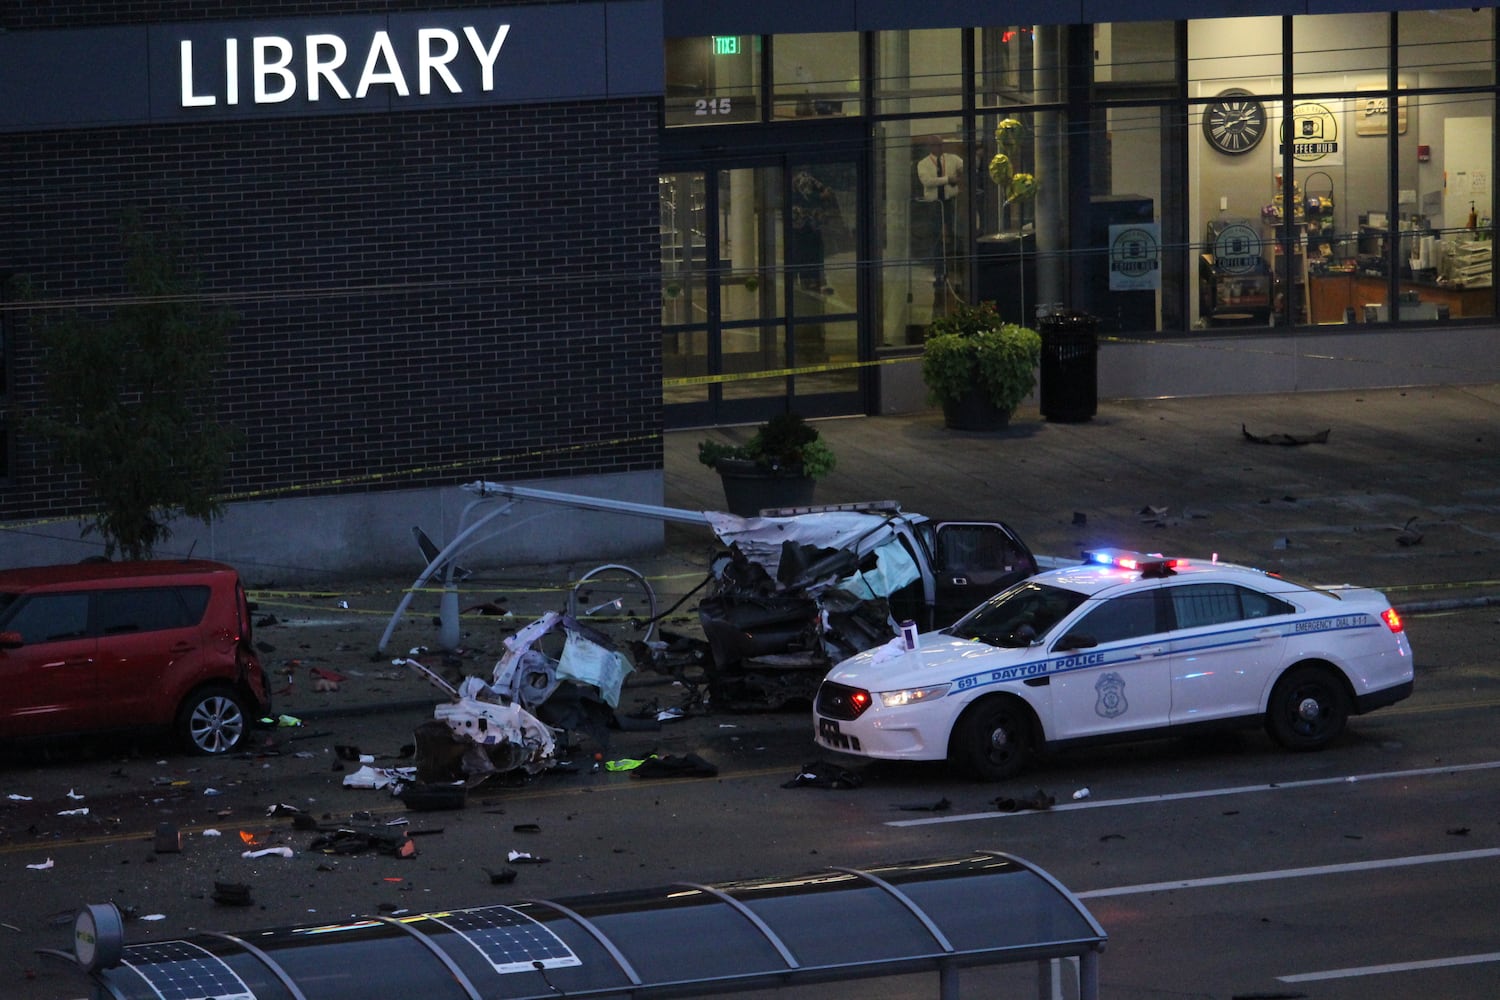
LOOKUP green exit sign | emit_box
[713,36,740,56]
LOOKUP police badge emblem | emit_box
[1095,672,1128,718]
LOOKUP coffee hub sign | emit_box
[178,26,511,108]
[0,3,659,131]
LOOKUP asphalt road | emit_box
[5,384,1500,998]
[2,601,1497,1000]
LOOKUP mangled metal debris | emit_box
[382,482,1038,712]
[396,609,636,785]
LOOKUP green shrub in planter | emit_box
[921,300,1041,416]
[698,413,836,479]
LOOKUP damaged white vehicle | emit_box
[380,483,1037,715]
[398,610,635,783]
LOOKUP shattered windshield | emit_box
[943,581,1088,648]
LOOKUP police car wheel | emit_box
[952,696,1032,781]
[1265,666,1348,751]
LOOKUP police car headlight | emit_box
[878,683,951,708]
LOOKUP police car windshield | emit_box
[944,581,1088,648]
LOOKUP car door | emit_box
[929,521,1037,625]
[92,586,210,726]
[1045,585,1174,739]
[0,591,99,738]
[1165,581,1293,724]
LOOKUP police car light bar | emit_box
[1082,548,1185,575]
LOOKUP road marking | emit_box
[1280,951,1500,983]
[886,758,1500,826]
[1075,846,1500,899]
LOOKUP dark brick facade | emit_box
[0,1,661,527]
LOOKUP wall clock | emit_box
[1203,89,1267,155]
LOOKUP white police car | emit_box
[813,549,1414,780]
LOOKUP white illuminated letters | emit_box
[307,35,352,102]
[178,23,510,108]
[254,37,296,103]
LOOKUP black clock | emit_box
[1203,89,1267,155]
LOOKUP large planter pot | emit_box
[715,458,816,516]
[941,388,1012,432]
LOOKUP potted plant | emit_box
[921,300,1041,431]
[698,413,836,516]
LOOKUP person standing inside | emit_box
[916,135,963,286]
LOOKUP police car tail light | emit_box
[1381,608,1404,634]
[878,683,951,709]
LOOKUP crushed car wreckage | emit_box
[380,482,1039,720]
[397,610,634,784]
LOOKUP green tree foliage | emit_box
[29,213,242,560]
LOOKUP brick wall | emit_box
[0,2,662,529]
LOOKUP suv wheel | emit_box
[177,685,250,755]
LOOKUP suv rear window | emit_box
[95,586,210,634]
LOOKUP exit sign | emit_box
[713,36,739,56]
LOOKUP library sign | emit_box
[0,2,662,131]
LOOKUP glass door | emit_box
[662,134,864,428]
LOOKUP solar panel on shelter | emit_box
[426,904,580,974]
[121,940,253,1000]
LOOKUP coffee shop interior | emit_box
[661,9,1495,362]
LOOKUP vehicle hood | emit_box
[825,634,1029,690]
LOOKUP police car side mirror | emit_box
[1055,632,1097,651]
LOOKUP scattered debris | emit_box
[484,867,518,885]
[207,878,252,906]
[242,846,295,859]
[26,859,54,871]
[154,823,181,853]
[1241,424,1330,446]
[507,850,548,864]
[1072,787,1091,800]
[629,753,718,779]
[993,789,1055,812]
[782,761,863,790]
[894,798,951,812]
[1395,516,1423,547]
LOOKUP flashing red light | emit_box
[1381,608,1404,634]
[851,690,870,709]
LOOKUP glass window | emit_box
[1293,14,1388,95]
[975,24,1067,106]
[772,34,860,120]
[948,582,1088,647]
[1399,8,1495,85]
[665,36,761,127]
[871,118,969,350]
[1093,22,1178,91]
[94,586,208,635]
[2,593,90,643]
[1170,582,1293,628]
[1069,592,1163,645]
[872,29,963,116]
[1190,17,1284,328]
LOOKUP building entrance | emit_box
[661,127,865,428]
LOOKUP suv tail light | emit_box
[1380,608,1404,633]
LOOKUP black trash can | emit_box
[1037,310,1098,423]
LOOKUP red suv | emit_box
[0,560,270,755]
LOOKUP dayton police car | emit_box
[813,549,1414,780]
